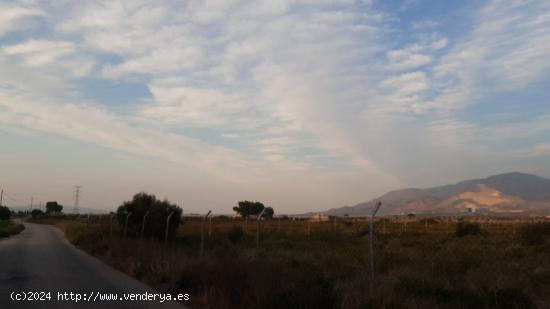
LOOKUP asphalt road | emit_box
[0,222,188,309]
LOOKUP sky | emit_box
[1,0,549,214]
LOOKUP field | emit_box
[29,215,550,308]
[0,219,25,238]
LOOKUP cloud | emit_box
[432,0,550,111]
[2,39,95,76]
[0,0,549,211]
[0,3,43,36]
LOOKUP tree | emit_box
[262,207,274,219]
[116,192,182,240]
[46,201,63,214]
[0,206,11,220]
[233,201,265,218]
[31,209,44,217]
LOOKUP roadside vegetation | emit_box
[0,205,25,238]
[28,193,550,308]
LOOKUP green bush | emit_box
[0,206,11,220]
[455,221,481,237]
[0,221,24,237]
[519,223,550,246]
[31,209,44,217]
[116,192,182,240]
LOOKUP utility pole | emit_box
[74,186,81,214]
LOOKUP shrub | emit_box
[455,221,481,237]
[519,223,550,246]
[0,206,11,220]
[116,192,183,240]
[31,209,44,217]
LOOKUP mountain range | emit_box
[319,172,550,216]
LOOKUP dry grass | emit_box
[29,215,550,308]
[0,219,25,238]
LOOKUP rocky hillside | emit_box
[321,172,550,216]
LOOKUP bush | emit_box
[226,227,244,244]
[31,209,44,217]
[0,206,11,220]
[116,192,183,240]
[519,223,550,246]
[455,221,481,237]
[0,221,24,237]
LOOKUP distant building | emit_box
[309,214,330,222]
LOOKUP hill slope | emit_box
[322,172,550,216]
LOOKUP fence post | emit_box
[369,201,382,296]
[208,215,212,238]
[123,212,132,239]
[200,210,212,259]
[109,212,114,237]
[307,221,311,237]
[256,208,267,249]
[164,211,175,256]
[141,211,150,240]
[277,216,281,233]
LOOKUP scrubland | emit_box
[0,219,25,238]
[29,215,550,308]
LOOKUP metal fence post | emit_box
[200,210,212,259]
[208,215,212,238]
[124,212,132,239]
[425,216,428,234]
[256,208,267,249]
[164,211,175,254]
[141,210,150,240]
[109,212,114,237]
[369,201,382,296]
